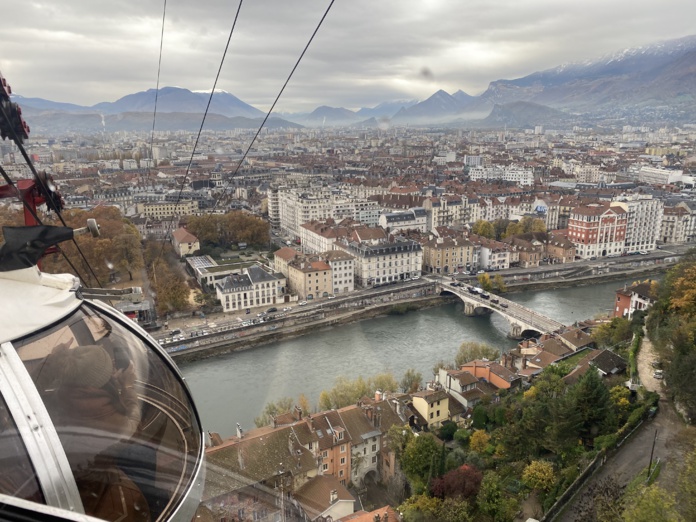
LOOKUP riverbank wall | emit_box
[170,261,674,363]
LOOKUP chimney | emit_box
[375,389,383,402]
[271,415,277,428]
[236,423,243,439]
[330,489,338,503]
[295,405,303,421]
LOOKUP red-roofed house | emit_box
[171,227,200,257]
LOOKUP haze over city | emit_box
[2,0,696,113]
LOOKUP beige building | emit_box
[323,250,355,295]
[136,199,198,219]
[411,389,449,429]
[422,236,477,274]
[287,259,333,300]
[171,227,200,257]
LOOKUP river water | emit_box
[180,278,641,437]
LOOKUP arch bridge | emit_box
[438,283,566,339]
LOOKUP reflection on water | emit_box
[182,278,646,437]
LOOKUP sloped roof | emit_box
[293,475,354,519]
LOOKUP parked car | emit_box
[257,311,267,317]
[283,307,292,312]
[266,307,278,313]
[299,301,308,306]
[653,370,664,379]
[328,295,336,299]
[500,303,509,308]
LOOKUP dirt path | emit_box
[555,333,695,521]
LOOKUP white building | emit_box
[378,208,428,233]
[215,265,287,313]
[610,194,663,253]
[334,237,423,287]
[469,165,534,186]
[638,166,683,185]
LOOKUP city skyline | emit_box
[1,0,695,113]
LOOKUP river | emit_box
[180,277,644,437]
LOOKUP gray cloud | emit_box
[1,0,694,113]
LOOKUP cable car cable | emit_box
[156,0,245,262]
[146,0,168,185]
[204,0,336,218]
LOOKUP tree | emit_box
[469,430,490,453]
[477,273,493,291]
[401,368,423,393]
[677,448,696,521]
[492,274,507,293]
[401,434,441,489]
[433,359,454,376]
[399,494,441,522]
[669,263,696,318]
[623,484,683,522]
[471,220,495,239]
[571,367,615,444]
[522,460,556,492]
[113,231,144,281]
[254,396,294,427]
[437,498,473,522]
[476,471,519,522]
[431,464,483,500]
[387,424,414,462]
[318,373,398,409]
[471,405,488,430]
[438,421,458,441]
[592,317,632,348]
[504,221,524,238]
[455,341,500,367]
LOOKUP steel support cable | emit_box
[146,0,168,185]
[208,0,336,215]
[156,0,244,263]
[0,165,90,283]
[0,103,104,287]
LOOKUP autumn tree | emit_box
[387,424,414,462]
[401,368,423,393]
[677,448,696,520]
[471,220,495,239]
[522,460,556,492]
[455,341,500,367]
[492,273,507,293]
[469,430,490,453]
[318,372,399,410]
[254,397,294,428]
[431,464,483,500]
[477,272,493,291]
[623,484,683,522]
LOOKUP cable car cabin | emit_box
[0,227,205,522]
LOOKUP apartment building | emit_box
[610,194,663,253]
[323,250,355,295]
[287,259,333,300]
[378,208,428,233]
[421,236,477,274]
[215,265,287,312]
[660,206,691,244]
[334,236,423,287]
[568,203,627,259]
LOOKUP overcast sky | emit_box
[1,0,694,113]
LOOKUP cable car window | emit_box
[12,304,203,522]
[0,394,45,505]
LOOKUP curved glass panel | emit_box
[12,304,202,522]
[0,395,45,504]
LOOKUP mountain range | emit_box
[13,34,696,132]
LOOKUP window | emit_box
[372,444,377,452]
[340,444,346,453]
[340,457,345,465]
[322,463,328,471]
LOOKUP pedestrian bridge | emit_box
[438,283,566,339]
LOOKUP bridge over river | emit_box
[437,281,566,338]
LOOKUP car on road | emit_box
[299,301,307,306]
[328,295,336,299]
[283,306,292,311]
[412,275,420,280]
[477,270,485,275]
[266,307,278,313]
[257,311,267,317]
[653,370,664,379]
[500,303,509,308]
[639,251,648,255]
